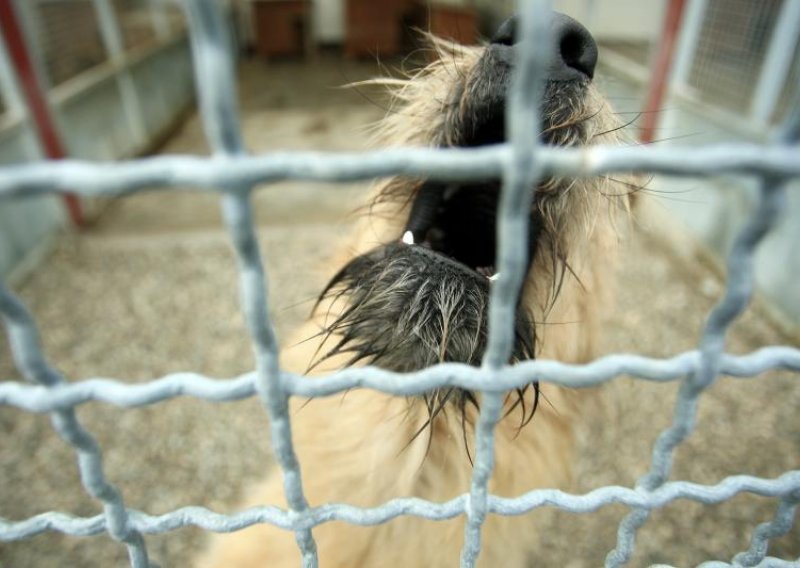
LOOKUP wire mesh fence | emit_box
[686,0,781,115]
[35,0,108,86]
[27,0,187,88]
[1,1,800,567]
[681,0,800,126]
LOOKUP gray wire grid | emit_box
[1,0,799,567]
[687,0,780,115]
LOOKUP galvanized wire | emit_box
[606,100,800,568]
[0,0,799,567]
[1,470,798,539]
[184,2,318,566]
[0,347,798,411]
[0,145,798,197]
[460,1,552,565]
[605,174,790,568]
[0,282,154,568]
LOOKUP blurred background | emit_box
[0,0,798,566]
[2,0,799,321]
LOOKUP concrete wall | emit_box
[596,60,800,326]
[51,37,195,160]
[0,22,65,279]
[0,35,195,280]
[0,119,65,278]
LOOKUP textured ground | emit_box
[1,57,798,567]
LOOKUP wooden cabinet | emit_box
[344,0,411,58]
[252,0,310,59]
[428,4,478,46]
[344,0,478,59]
[251,0,479,61]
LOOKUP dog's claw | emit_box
[402,231,415,245]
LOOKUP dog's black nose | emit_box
[490,13,598,80]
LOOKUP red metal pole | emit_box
[0,0,84,227]
[640,0,687,144]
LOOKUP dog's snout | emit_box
[490,16,517,47]
[490,13,598,80]
[552,13,598,79]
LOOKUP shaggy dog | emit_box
[202,12,633,568]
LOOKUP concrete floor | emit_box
[1,57,799,567]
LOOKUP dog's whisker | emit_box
[591,111,642,139]
[634,132,704,146]
[278,295,321,313]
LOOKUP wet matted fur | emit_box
[200,25,634,568]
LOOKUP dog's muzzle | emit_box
[403,12,598,282]
[454,12,598,149]
[491,12,598,82]
[318,243,535,371]
[317,12,599,373]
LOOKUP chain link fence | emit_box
[675,0,800,127]
[31,0,186,87]
[1,0,799,567]
[686,0,781,117]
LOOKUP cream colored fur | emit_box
[200,38,631,568]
